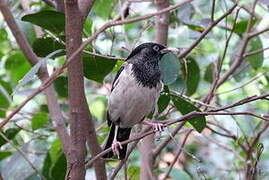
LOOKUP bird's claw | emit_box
[153,123,165,132]
[143,120,165,132]
[111,141,123,158]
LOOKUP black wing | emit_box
[111,65,124,92]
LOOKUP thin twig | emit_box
[217,72,267,95]
[211,0,216,21]
[244,46,269,57]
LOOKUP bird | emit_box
[102,42,178,160]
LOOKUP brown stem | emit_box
[55,0,64,12]
[78,0,95,20]
[155,0,170,45]
[65,1,87,179]
[65,0,106,179]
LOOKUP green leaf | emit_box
[168,77,185,93]
[53,76,68,98]
[21,10,65,34]
[0,28,8,41]
[50,153,67,180]
[233,19,257,36]
[93,0,115,18]
[246,37,264,70]
[84,18,92,36]
[0,151,12,161]
[0,80,12,117]
[112,60,124,72]
[32,112,49,130]
[32,37,65,57]
[25,173,40,180]
[5,52,31,83]
[42,151,52,179]
[42,139,64,179]
[234,20,249,36]
[83,55,117,83]
[0,29,10,54]
[17,20,36,45]
[128,166,140,180]
[172,95,206,132]
[183,22,205,32]
[183,58,200,96]
[0,128,21,147]
[160,53,180,85]
[158,86,170,113]
[13,49,64,96]
[97,126,110,144]
[204,63,214,83]
[49,139,63,164]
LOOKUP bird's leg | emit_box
[111,125,123,158]
[142,100,165,132]
[142,120,165,132]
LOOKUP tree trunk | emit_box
[65,0,87,179]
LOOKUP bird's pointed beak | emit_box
[160,47,180,55]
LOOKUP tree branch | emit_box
[78,0,95,19]
[64,0,106,179]
[55,0,64,12]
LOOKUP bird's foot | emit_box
[143,120,165,132]
[111,141,123,158]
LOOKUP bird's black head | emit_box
[126,42,167,63]
[126,42,172,88]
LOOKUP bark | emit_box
[56,0,65,12]
[65,0,87,179]
[78,0,95,20]
[155,0,170,45]
[65,0,106,179]
[140,0,169,180]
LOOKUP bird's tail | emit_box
[102,123,132,160]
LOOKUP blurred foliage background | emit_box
[0,0,269,179]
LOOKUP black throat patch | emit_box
[131,60,161,88]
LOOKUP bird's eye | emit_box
[153,45,159,51]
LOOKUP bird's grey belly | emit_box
[108,75,159,128]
